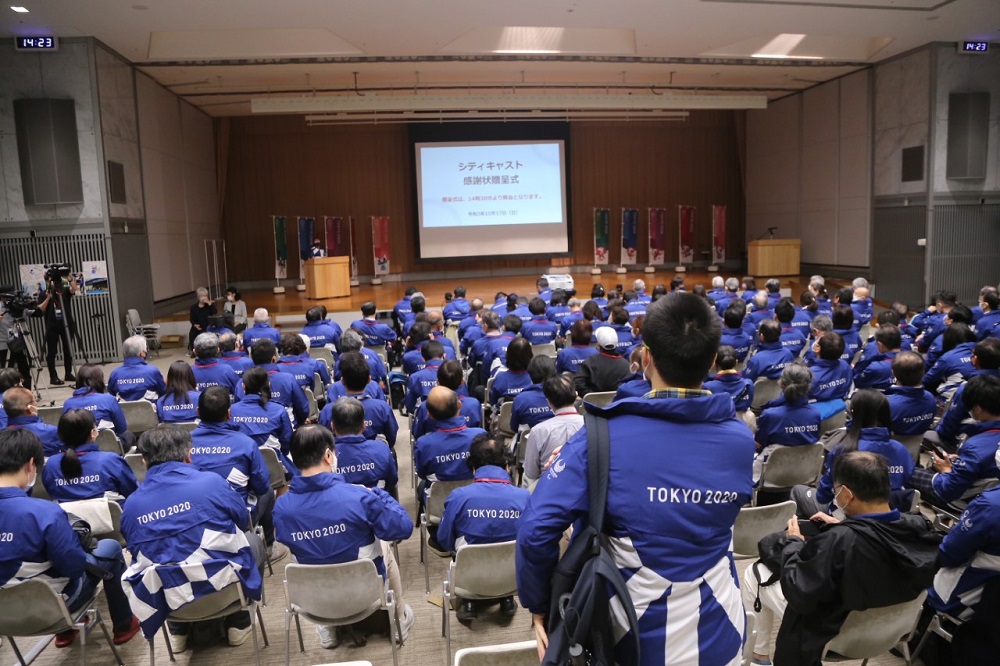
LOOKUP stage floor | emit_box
[155,271,814,322]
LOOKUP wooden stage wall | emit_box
[220,114,745,282]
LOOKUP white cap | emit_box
[595,327,618,351]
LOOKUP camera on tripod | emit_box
[44,262,72,284]
[0,289,39,319]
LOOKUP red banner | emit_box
[678,206,696,265]
[324,216,349,257]
[648,208,666,265]
[372,216,391,275]
[712,205,727,264]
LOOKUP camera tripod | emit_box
[8,317,44,401]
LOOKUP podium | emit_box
[748,239,801,276]
[305,256,351,299]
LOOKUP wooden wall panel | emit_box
[221,112,745,281]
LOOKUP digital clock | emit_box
[958,41,989,54]
[15,36,59,51]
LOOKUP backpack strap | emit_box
[584,411,610,533]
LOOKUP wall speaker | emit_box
[946,92,990,180]
[13,98,84,205]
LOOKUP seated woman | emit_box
[230,367,295,474]
[42,409,138,502]
[488,338,534,406]
[753,363,821,484]
[155,361,201,423]
[62,364,129,440]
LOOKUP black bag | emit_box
[67,512,98,553]
[749,530,790,613]
[543,412,641,666]
[7,328,27,354]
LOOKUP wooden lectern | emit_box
[305,256,351,299]
[748,239,801,276]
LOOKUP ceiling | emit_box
[2,0,997,117]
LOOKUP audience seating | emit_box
[819,410,847,434]
[453,641,538,666]
[421,479,475,593]
[750,379,781,412]
[308,347,334,369]
[261,447,289,491]
[284,560,401,666]
[304,387,319,421]
[820,591,926,666]
[732,501,796,558]
[895,434,924,463]
[38,405,62,426]
[530,342,557,358]
[96,428,124,455]
[125,452,146,483]
[126,308,161,358]
[170,421,199,433]
[753,443,824,506]
[120,400,158,434]
[61,497,125,545]
[581,391,616,408]
[31,470,52,500]
[912,609,962,662]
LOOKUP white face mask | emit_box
[25,471,36,491]
[833,486,851,512]
[227,295,234,302]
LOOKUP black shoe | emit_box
[456,600,477,623]
[64,373,76,383]
[499,596,517,618]
[49,377,65,386]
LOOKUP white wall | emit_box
[746,70,871,268]
[137,72,220,301]
[873,48,931,197]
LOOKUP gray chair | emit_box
[284,560,401,666]
[170,421,199,433]
[750,379,781,412]
[125,452,146,483]
[366,345,389,365]
[582,391,616,408]
[37,405,63,426]
[820,410,847,434]
[821,591,926,665]
[308,347,335,369]
[754,444,824,505]
[453,641,538,666]
[95,428,124,455]
[531,342,557,358]
[126,308,161,357]
[442,541,518,665]
[732,501,797,558]
[0,579,124,666]
[260,447,288,490]
[912,610,963,662]
[60,497,125,545]
[420,479,474,593]
[304,387,319,421]
[120,399,158,434]
[31,470,52,500]
[894,434,924,463]
[742,610,756,666]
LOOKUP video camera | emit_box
[44,262,72,284]
[0,288,39,318]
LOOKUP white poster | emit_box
[81,261,109,295]
[18,264,46,297]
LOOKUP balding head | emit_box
[427,310,444,329]
[426,386,459,421]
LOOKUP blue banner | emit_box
[621,208,639,265]
[297,216,315,282]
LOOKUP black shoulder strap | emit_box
[584,411,610,533]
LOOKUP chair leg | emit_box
[8,636,27,666]
[294,614,305,653]
[443,580,452,666]
[912,614,940,661]
[95,610,125,666]
[149,638,156,666]
[255,603,269,647]
[78,614,87,666]
[386,595,400,666]
[249,605,262,666]
[284,611,292,666]
[161,625,176,662]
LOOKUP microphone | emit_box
[767,226,778,233]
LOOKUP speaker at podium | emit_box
[305,256,351,299]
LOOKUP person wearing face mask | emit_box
[742,451,940,666]
[107,335,165,402]
[188,286,216,354]
[223,287,248,333]
[3,386,63,457]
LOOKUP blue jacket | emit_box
[333,347,387,386]
[469,333,500,371]
[220,351,255,378]
[459,317,483,352]
[743,308,773,339]
[350,318,397,346]
[556,345,597,374]
[609,323,635,354]
[401,347,426,375]
[257,364,310,425]
[755,397,821,447]
[405,358,445,413]
[443,298,471,322]
[392,296,412,323]
[886,385,938,436]
[319,392,398,446]
[910,309,944,336]
[624,301,646,322]
[156,390,200,423]
[438,466,529,552]
[276,355,320,391]
[489,369,533,406]
[815,296,832,317]
[703,372,754,412]
[108,357,165,402]
[190,421,271,514]
[546,304,571,326]
[43,442,138,501]
[558,311,585,338]
[414,417,486,483]
[614,377,651,400]
[808,358,853,402]
[976,310,1000,341]
[327,379,385,403]
[816,427,914,505]
[192,358,244,398]
[929,486,1000,618]
[779,326,808,358]
[334,433,398,490]
[242,322,281,350]
[510,385,553,431]
[790,307,814,332]
[516,393,754,665]
[274,472,412,578]
[229,394,295,474]
[62,388,128,436]
[934,371,1000,443]
[833,327,862,361]
[853,350,898,391]
[412,396,482,440]
[931,420,1000,504]
[713,293,738,316]
[300,320,342,349]
[6,414,64,457]
[482,333,516,371]
[745,342,794,382]
[521,316,559,345]
[923,341,976,396]
[850,298,873,330]
[720,327,753,362]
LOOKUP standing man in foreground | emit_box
[517,292,755,665]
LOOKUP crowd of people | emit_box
[1,273,999,665]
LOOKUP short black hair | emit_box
[467,432,509,472]
[411,296,426,314]
[529,297,546,316]
[280,332,306,356]
[543,373,577,409]
[983,291,1000,310]
[481,311,501,331]
[963,374,1000,416]
[765,278,781,294]
[408,321,432,346]
[643,292,720,387]
[716,345,738,371]
[339,351,371,391]
[610,306,630,326]
[874,324,901,351]
[289,424,334,470]
[0,368,22,393]
[758,319,781,343]
[774,298,795,324]
[437,360,464,391]
[250,338,277,365]
[832,305,854,330]
[941,323,976,353]
[876,309,901,326]
[331,397,366,436]
[948,304,973,326]
[818,331,845,361]
[723,301,746,329]
[891,351,925,387]
[454,286,466,298]
[138,425,192,468]
[505,338,533,372]
[306,306,323,323]
[361,301,377,317]
[570,318,593,346]
[502,314,523,335]
[0,428,44,476]
[833,451,891,503]
[974,338,1000,370]
[527,355,556,385]
[198,386,233,423]
[422,339,445,361]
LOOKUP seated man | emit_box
[121,425,264,650]
[885,351,938,437]
[3,386,63,456]
[438,433,529,621]
[414,387,486,502]
[401,321,433,375]
[108,335,165,402]
[935,337,1000,447]
[509,355,556,433]
[923,323,978,399]
[805,332,852,418]
[425,310,458,359]
[850,280,873,331]
[241,307,281,350]
[520,297,559,345]
[0,428,140,648]
[831,305,861,361]
[458,299,486,356]
[520,373,584,490]
[443,285,470,323]
[775,298,808,358]
[351,301,397,348]
[300,305,342,350]
[320,351,398,446]
[330,397,398,496]
[218,331,254,378]
[274,425,413,647]
[742,451,940,666]
[743,290,773,339]
[392,287,416,334]
[250,338,309,426]
[703,345,754,416]
[720,299,753,362]
[745,319,795,382]
[334,328,387,394]
[276,332,329,392]
[573,327,630,397]
[405,340,446,414]
[853,324,901,391]
[191,332,244,397]
[412,360,482,439]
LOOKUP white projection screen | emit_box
[415,140,569,259]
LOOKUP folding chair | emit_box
[125,452,146,483]
[126,308,161,358]
[366,345,389,366]
[120,400,158,434]
[96,428,124,455]
[750,379,781,412]
[912,610,963,662]
[304,387,319,421]
[753,443,824,505]
[284,560,401,666]
[821,591,927,665]
[453,640,538,666]
[31,470,52,500]
[260,447,288,491]
[530,342,557,358]
[820,410,847,434]
[894,433,924,463]
[582,391,616,408]
[442,541,518,665]
[420,479,475,593]
[0,579,124,666]
[492,401,515,449]
[169,421,199,433]
[151,581,268,666]
[732,501,796,558]
[60,497,125,545]
[37,405,63,426]
[309,347,334,369]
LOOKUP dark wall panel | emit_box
[930,204,1000,303]
[871,205,927,308]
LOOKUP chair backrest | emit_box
[582,391,616,408]
[0,579,75,637]
[732,501,797,558]
[454,640,540,666]
[125,452,146,483]
[260,447,287,489]
[496,401,514,437]
[126,308,142,330]
[751,379,781,410]
[309,347,334,368]
[95,428,123,455]
[820,410,847,434]
[894,434,923,463]
[284,560,383,624]
[823,591,927,660]
[759,444,824,489]
[366,345,388,364]
[171,420,199,433]
[304,387,319,421]
[120,400,158,434]
[37,405,63,426]
[313,372,323,392]
[531,342,557,358]
[427,479,474,523]
[452,541,518,599]
[31,470,52,500]
[167,581,245,622]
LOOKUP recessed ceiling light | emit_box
[10,6,29,12]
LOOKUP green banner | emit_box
[594,208,610,265]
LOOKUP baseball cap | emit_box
[595,327,618,351]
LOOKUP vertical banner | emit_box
[678,206,696,265]
[712,205,727,264]
[324,216,348,257]
[648,208,666,265]
[297,216,315,281]
[372,216,391,275]
[273,216,288,280]
[593,208,610,265]
[621,208,639,265]
[348,216,358,278]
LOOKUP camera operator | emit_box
[0,291,36,390]
[35,266,78,386]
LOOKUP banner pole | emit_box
[272,215,287,294]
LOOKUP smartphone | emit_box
[921,440,948,459]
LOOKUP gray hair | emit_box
[193,332,220,359]
[811,315,833,333]
[753,290,769,310]
[725,277,740,292]
[122,335,147,358]
[138,425,192,468]
[711,276,724,289]
[852,277,869,290]
[253,308,269,323]
[810,275,825,286]
[779,362,813,402]
[195,287,208,298]
[410,291,425,301]
[567,297,581,308]
[218,332,238,352]
[331,397,366,436]
[633,279,646,292]
[339,328,364,353]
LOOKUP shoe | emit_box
[456,600,477,622]
[54,628,79,648]
[397,604,414,644]
[167,631,188,654]
[499,596,518,618]
[49,377,65,386]
[751,658,773,666]
[113,616,141,645]
[267,542,289,564]
[315,624,338,649]
[64,373,76,383]
[227,625,252,647]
